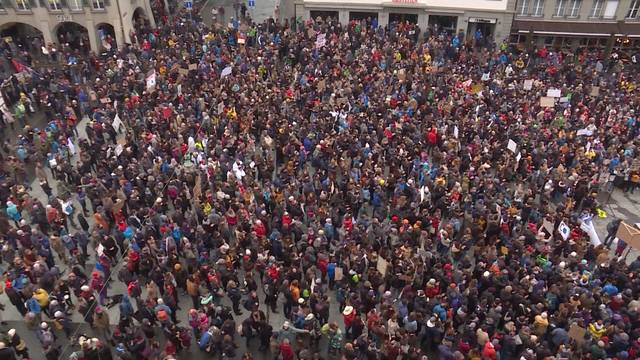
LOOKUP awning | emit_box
[512,20,640,37]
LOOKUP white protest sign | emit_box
[315,33,326,48]
[547,88,561,98]
[221,66,232,78]
[523,79,533,90]
[146,70,156,90]
[115,144,123,157]
[454,126,459,139]
[112,113,123,131]
[558,221,570,240]
[507,139,517,153]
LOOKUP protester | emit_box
[0,3,640,360]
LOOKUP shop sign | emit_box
[468,17,496,23]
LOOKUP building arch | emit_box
[96,23,117,52]
[54,21,90,53]
[132,7,149,29]
[0,22,44,53]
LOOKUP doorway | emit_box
[468,22,495,42]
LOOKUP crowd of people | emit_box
[0,2,639,360]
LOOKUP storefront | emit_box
[467,17,496,40]
[295,0,513,41]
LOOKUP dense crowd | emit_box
[0,3,640,360]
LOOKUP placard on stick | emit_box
[616,222,640,250]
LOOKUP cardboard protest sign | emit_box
[397,69,406,81]
[193,175,202,199]
[376,257,388,276]
[334,267,344,281]
[568,323,587,345]
[540,97,555,107]
[179,68,189,76]
[616,222,640,250]
[189,63,198,71]
[590,86,600,97]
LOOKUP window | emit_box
[628,0,640,18]
[16,0,29,9]
[554,0,566,16]
[48,0,62,10]
[591,0,603,16]
[603,0,618,18]
[518,0,529,15]
[68,0,83,10]
[567,0,581,16]
[92,0,104,8]
[532,0,545,15]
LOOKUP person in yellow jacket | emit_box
[588,319,607,339]
[532,312,549,337]
[33,288,49,308]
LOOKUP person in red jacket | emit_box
[278,338,295,360]
[253,220,266,238]
[482,339,498,359]
[342,306,356,329]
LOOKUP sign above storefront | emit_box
[468,17,497,23]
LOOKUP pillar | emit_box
[85,19,99,52]
[418,11,427,31]
[339,9,348,25]
[378,10,389,27]
[114,21,125,49]
[145,3,157,27]
[604,34,615,58]
[39,19,53,45]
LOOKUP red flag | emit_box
[11,59,27,73]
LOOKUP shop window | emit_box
[603,0,618,19]
[92,0,104,9]
[310,10,338,21]
[517,0,529,15]
[349,11,378,22]
[68,0,83,10]
[590,0,603,16]
[567,0,581,17]
[49,0,62,10]
[627,0,639,18]
[15,0,30,10]
[532,0,545,16]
